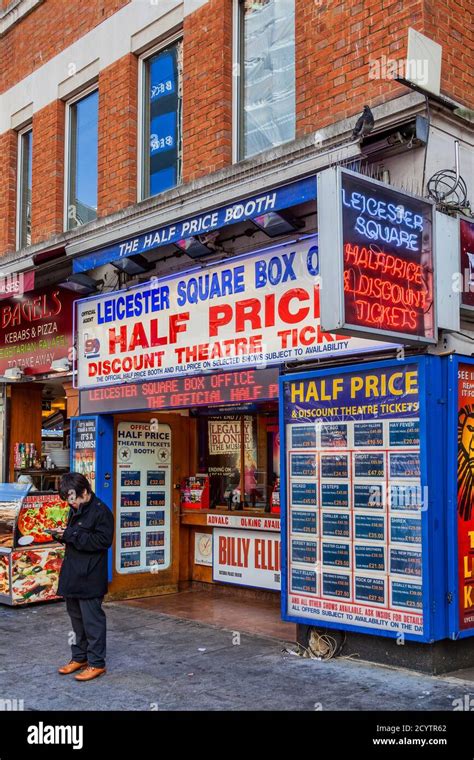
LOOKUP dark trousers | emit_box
[65,597,106,668]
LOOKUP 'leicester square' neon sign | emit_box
[341,172,434,340]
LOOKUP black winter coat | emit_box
[57,493,114,599]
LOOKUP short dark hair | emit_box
[59,472,92,500]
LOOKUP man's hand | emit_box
[48,528,65,542]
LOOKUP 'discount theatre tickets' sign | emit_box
[76,239,390,389]
[283,363,425,637]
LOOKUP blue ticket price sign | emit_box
[321,483,349,508]
[291,511,318,535]
[281,357,446,642]
[121,471,141,488]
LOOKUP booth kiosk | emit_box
[280,355,474,671]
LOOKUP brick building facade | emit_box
[0,0,473,659]
[0,0,472,257]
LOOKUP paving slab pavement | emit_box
[0,600,473,712]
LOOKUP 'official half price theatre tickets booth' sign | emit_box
[318,167,435,345]
[75,238,392,389]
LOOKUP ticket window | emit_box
[197,409,278,512]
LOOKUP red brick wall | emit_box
[98,53,138,217]
[0,130,17,255]
[296,0,425,135]
[1,0,130,94]
[182,0,233,183]
[424,0,474,103]
[31,100,65,244]
[0,0,472,259]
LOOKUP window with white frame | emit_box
[236,0,295,160]
[17,127,32,249]
[65,88,98,230]
[141,39,183,200]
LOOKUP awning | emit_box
[72,175,317,273]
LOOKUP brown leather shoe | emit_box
[58,660,88,675]
[74,666,106,682]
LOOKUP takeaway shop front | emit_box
[72,231,392,603]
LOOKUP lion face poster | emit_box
[457,363,474,629]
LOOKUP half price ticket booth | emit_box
[69,166,474,669]
[71,220,388,605]
[73,370,283,601]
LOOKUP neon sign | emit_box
[341,172,434,341]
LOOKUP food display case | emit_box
[0,484,69,606]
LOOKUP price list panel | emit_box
[284,365,425,637]
[115,421,171,574]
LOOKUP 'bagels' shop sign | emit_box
[0,287,75,374]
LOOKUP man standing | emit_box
[52,473,114,682]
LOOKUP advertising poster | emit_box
[121,471,141,487]
[355,576,385,605]
[206,513,280,531]
[320,424,347,448]
[320,454,349,479]
[284,363,424,636]
[115,421,172,574]
[11,546,64,604]
[354,452,385,478]
[213,528,280,590]
[460,218,474,311]
[389,420,420,447]
[0,553,10,596]
[457,362,474,629]
[322,512,350,538]
[72,418,97,491]
[207,415,257,507]
[76,239,391,389]
[16,493,69,546]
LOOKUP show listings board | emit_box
[115,421,172,574]
[283,363,425,638]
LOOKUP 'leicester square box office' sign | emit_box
[75,238,393,389]
[318,167,436,345]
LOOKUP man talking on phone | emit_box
[51,473,114,682]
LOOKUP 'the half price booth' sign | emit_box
[319,167,435,345]
[76,238,390,389]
